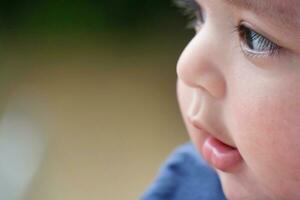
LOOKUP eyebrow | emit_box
[223,0,300,30]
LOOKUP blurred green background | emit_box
[0,1,193,200]
[0,0,187,34]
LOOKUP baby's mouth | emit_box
[202,136,243,172]
[187,114,243,172]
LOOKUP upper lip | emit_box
[187,116,237,148]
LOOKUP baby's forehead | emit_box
[228,0,300,30]
[265,0,300,31]
[272,0,300,16]
[228,0,298,15]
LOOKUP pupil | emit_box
[244,28,254,50]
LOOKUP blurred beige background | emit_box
[0,32,190,200]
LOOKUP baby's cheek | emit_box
[231,91,300,160]
[229,90,300,195]
[232,95,276,160]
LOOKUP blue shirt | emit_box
[141,142,227,200]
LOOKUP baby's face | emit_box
[176,0,300,199]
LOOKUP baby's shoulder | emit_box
[141,142,226,200]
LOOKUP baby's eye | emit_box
[237,24,281,57]
[174,0,205,29]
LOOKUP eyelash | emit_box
[175,0,282,58]
[234,24,281,58]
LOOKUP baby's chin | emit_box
[217,168,272,200]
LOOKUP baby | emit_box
[142,0,300,199]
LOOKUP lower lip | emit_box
[202,136,242,172]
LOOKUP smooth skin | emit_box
[176,0,300,199]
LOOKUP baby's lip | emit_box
[188,116,236,148]
[202,136,243,172]
[187,116,243,171]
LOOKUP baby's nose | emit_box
[176,32,226,99]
